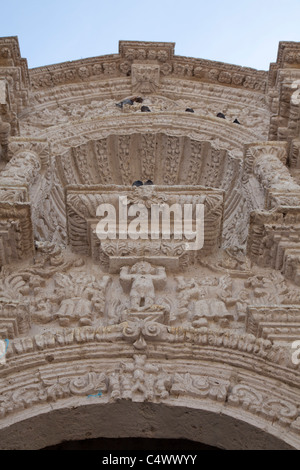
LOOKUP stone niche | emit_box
[66,184,224,272]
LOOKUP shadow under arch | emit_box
[0,400,294,450]
[43,437,220,451]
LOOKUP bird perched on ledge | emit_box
[217,112,226,119]
[133,97,144,103]
[132,180,154,187]
[116,96,144,108]
[116,98,133,108]
[132,180,144,187]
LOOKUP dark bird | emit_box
[132,180,143,187]
[217,112,226,119]
[233,118,241,124]
[185,108,194,113]
[133,97,144,103]
[141,106,151,112]
[116,98,134,108]
[144,180,154,185]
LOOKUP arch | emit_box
[0,331,299,451]
[0,401,295,450]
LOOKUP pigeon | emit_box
[185,108,194,113]
[144,180,154,185]
[233,118,241,124]
[217,112,226,119]
[141,106,151,112]
[116,98,134,108]
[132,180,144,187]
[133,97,144,103]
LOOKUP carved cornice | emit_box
[276,42,300,69]
[119,41,175,61]
[29,40,268,94]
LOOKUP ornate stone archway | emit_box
[0,38,300,450]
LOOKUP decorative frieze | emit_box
[29,40,267,95]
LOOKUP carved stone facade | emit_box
[0,38,300,449]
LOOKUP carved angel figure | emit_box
[176,275,234,324]
[120,261,166,310]
[54,273,111,326]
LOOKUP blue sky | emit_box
[1,0,300,70]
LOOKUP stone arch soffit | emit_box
[55,131,242,188]
[0,401,295,450]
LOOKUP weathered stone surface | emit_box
[0,37,300,450]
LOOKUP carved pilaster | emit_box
[0,140,51,263]
[0,37,30,161]
[247,208,300,285]
[247,305,300,343]
[243,142,300,209]
[268,42,300,142]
